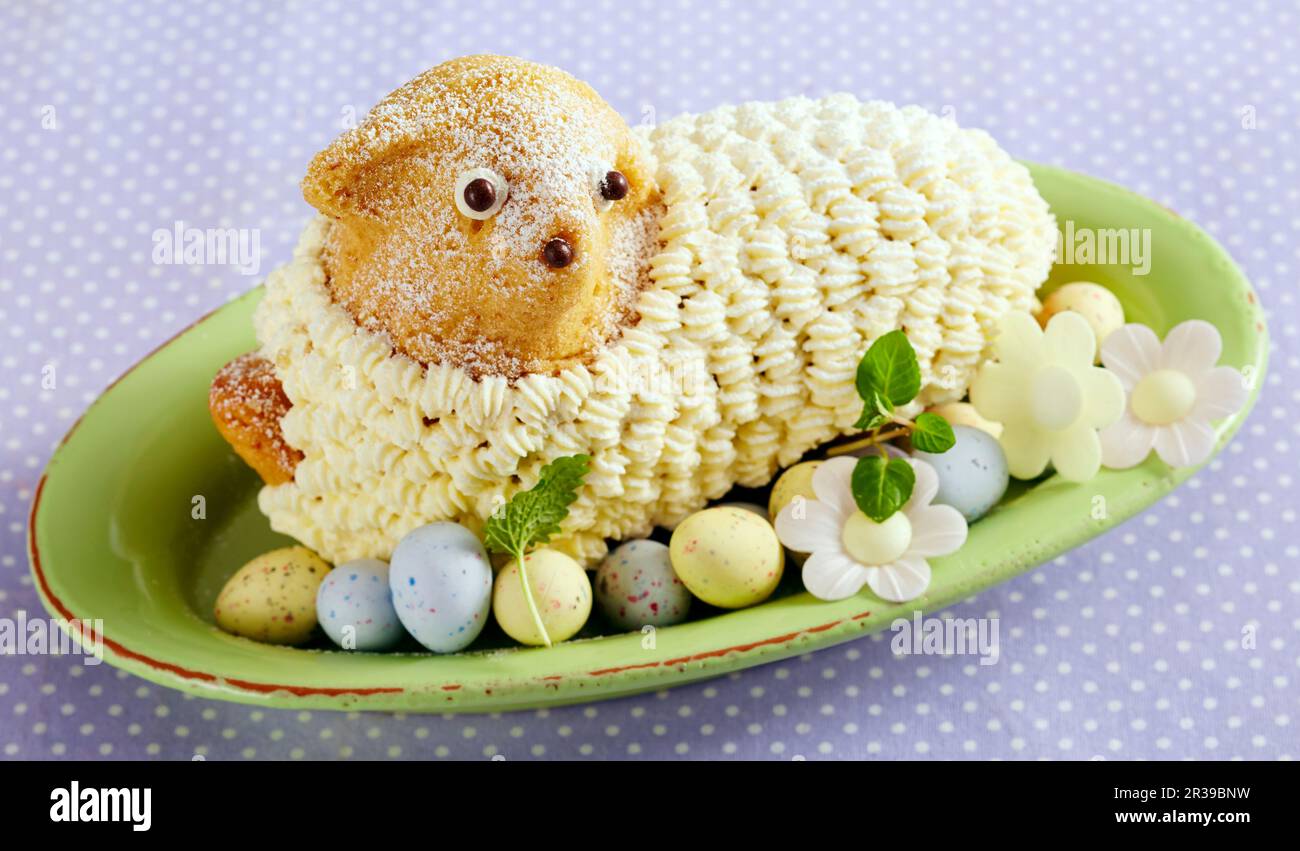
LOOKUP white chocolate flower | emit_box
[1097,320,1247,469]
[970,311,1125,482]
[774,457,967,603]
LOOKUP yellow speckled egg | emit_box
[926,401,1003,440]
[768,461,822,520]
[493,548,592,646]
[214,546,331,645]
[1037,282,1125,362]
[670,507,784,609]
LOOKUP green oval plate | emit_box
[28,164,1268,713]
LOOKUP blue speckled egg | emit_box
[912,424,1009,522]
[389,522,493,653]
[595,540,692,631]
[316,558,404,651]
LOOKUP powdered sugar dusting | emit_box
[355,58,615,279]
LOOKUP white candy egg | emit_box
[389,522,493,653]
[316,558,405,651]
[912,425,1009,522]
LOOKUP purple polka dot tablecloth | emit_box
[1,0,1296,761]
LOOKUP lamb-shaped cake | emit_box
[210,55,1056,565]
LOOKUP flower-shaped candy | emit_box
[774,457,967,603]
[1098,320,1247,469]
[971,311,1125,481]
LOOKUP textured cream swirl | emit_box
[255,95,1055,565]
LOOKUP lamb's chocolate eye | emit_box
[543,237,574,269]
[600,170,629,201]
[454,167,508,220]
[590,163,628,211]
[463,178,495,212]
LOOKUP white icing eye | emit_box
[455,168,508,220]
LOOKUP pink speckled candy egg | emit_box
[669,506,784,609]
[595,540,692,631]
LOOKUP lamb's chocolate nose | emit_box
[543,237,574,269]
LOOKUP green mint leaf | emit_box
[854,408,887,431]
[850,455,916,523]
[853,389,893,431]
[855,330,921,408]
[483,454,591,557]
[911,412,956,454]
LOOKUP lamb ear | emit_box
[302,77,447,218]
[301,138,358,218]
[301,130,420,219]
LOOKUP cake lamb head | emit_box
[303,54,661,378]
[210,54,1057,565]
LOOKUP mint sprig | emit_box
[843,331,957,522]
[484,454,590,647]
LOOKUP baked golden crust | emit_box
[209,353,301,485]
[303,54,660,378]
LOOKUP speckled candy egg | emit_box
[912,424,1010,522]
[389,522,493,653]
[595,540,691,631]
[1038,282,1125,362]
[214,546,330,645]
[768,461,822,519]
[669,506,784,609]
[316,558,404,651]
[722,501,769,520]
[926,401,1003,440]
[494,548,592,646]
